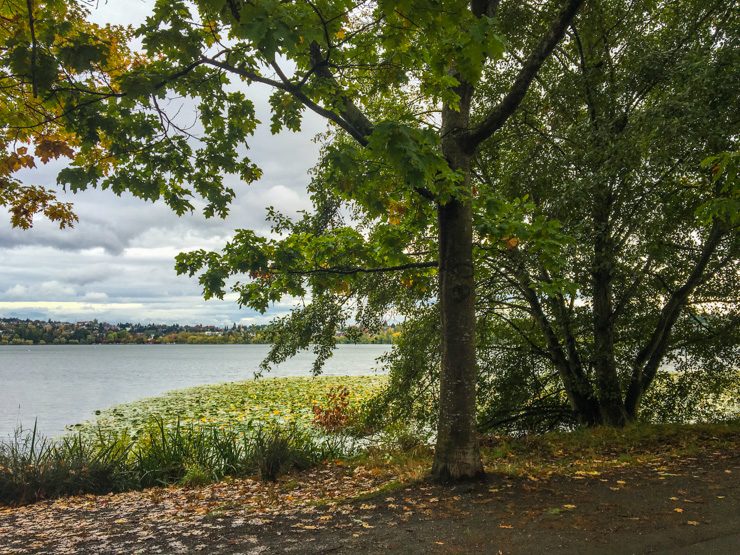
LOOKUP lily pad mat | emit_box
[70,375,387,437]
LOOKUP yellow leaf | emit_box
[687,521,699,526]
[674,508,684,513]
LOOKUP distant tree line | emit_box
[0,318,397,346]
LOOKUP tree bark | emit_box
[591,184,629,426]
[433,194,484,481]
[511,262,601,425]
[432,86,484,482]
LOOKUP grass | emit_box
[478,420,740,479]
[0,419,357,505]
[3,420,737,506]
[352,421,740,488]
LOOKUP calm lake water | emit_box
[0,344,390,439]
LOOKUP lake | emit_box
[0,344,391,439]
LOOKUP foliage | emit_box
[0,0,128,228]
[471,0,739,425]
[72,375,386,438]
[0,317,398,345]
[312,385,353,432]
[640,371,740,425]
[0,417,355,505]
[375,0,739,432]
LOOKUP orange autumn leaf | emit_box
[35,139,75,163]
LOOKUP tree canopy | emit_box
[372,0,739,432]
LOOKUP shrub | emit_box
[312,386,353,432]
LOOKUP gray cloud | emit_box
[0,0,328,324]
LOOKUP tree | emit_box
[470,0,738,427]
[2,0,586,480]
[362,0,738,435]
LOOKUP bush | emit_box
[312,386,353,432]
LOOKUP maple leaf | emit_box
[35,139,75,163]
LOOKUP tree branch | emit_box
[274,260,438,276]
[625,220,728,416]
[26,0,38,98]
[463,0,585,152]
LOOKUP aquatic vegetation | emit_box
[71,376,387,438]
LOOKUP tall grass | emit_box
[0,419,355,506]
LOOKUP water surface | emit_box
[0,344,390,438]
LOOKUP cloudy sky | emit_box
[0,0,327,325]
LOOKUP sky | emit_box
[0,0,327,325]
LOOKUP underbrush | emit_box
[479,420,740,478]
[4,403,737,507]
[0,420,354,505]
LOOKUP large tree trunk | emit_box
[432,88,484,480]
[432,193,484,481]
[429,0,583,481]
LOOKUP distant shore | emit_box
[0,317,397,346]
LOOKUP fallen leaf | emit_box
[687,521,699,526]
[674,508,684,513]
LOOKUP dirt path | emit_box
[1,441,738,554]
